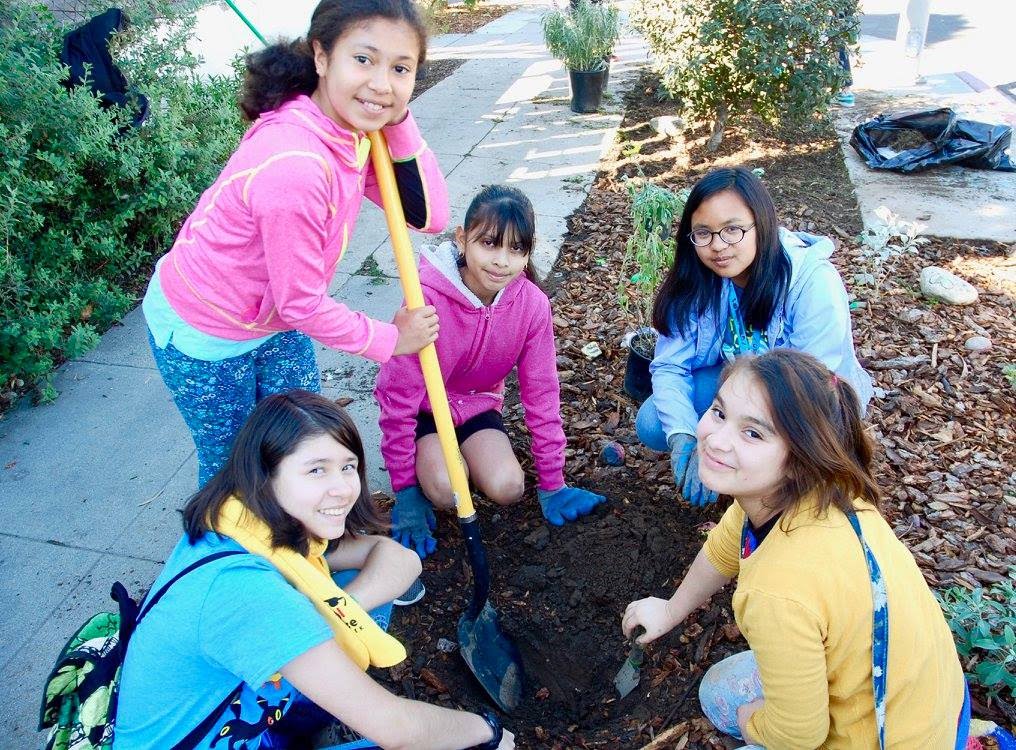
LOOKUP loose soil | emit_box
[378,70,1015,748]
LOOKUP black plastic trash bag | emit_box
[60,8,149,129]
[850,108,1014,173]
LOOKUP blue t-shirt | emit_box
[114,533,332,749]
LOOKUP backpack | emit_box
[39,551,245,750]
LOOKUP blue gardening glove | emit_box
[669,434,718,506]
[682,448,718,506]
[668,433,696,488]
[391,486,437,559]
[538,485,607,526]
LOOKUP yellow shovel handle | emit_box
[367,131,475,520]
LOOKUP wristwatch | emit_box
[470,709,503,749]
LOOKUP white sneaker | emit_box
[393,578,426,606]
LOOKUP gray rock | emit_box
[965,335,992,352]
[649,115,683,138]
[919,266,979,305]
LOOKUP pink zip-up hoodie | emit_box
[158,95,448,362]
[375,241,566,492]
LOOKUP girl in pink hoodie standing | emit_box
[143,0,448,485]
[375,185,606,559]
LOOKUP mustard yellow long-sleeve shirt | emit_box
[704,497,964,749]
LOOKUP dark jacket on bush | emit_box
[60,8,148,127]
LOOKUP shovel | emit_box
[613,628,645,699]
[367,131,524,713]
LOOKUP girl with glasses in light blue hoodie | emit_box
[636,167,873,506]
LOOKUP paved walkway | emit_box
[0,3,646,743]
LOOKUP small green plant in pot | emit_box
[542,0,620,113]
[618,179,689,402]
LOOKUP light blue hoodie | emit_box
[650,229,874,440]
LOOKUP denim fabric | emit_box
[635,364,723,450]
[148,329,320,485]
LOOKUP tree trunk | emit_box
[706,101,729,152]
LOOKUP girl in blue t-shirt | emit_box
[115,390,513,750]
[637,167,872,507]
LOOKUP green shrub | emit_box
[0,2,244,403]
[936,576,1016,702]
[630,0,858,150]
[542,0,620,72]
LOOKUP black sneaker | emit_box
[393,578,426,606]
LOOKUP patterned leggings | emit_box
[699,650,972,749]
[148,330,320,485]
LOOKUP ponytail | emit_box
[240,40,317,121]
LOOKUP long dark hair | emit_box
[182,390,386,555]
[457,184,539,281]
[240,0,428,121]
[721,349,881,520]
[652,168,790,337]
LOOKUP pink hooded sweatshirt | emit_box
[376,241,566,492]
[158,95,448,362]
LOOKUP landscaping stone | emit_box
[964,336,992,352]
[649,115,683,138]
[919,266,979,305]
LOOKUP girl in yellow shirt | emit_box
[622,349,969,749]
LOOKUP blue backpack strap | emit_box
[130,550,248,750]
[136,550,246,623]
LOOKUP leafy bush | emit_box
[936,577,1016,702]
[630,0,858,149]
[0,2,244,403]
[542,0,620,72]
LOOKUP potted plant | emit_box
[542,0,620,113]
[618,179,689,402]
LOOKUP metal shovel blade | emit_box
[613,641,645,699]
[458,601,524,713]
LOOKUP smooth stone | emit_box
[649,115,684,138]
[964,336,992,352]
[919,266,979,305]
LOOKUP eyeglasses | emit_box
[689,224,755,247]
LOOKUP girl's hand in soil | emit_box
[392,305,440,356]
[622,597,678,645]
[537,485,606,526]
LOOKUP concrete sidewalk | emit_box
[0,4,646,742]
[833,0,1016,243]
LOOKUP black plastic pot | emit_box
[623,332,656,403]
[569,68,607,113]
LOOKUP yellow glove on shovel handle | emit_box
[367,131,475,520]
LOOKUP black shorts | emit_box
[414,409,506,444]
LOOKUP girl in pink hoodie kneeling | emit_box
[375,185,606,559]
